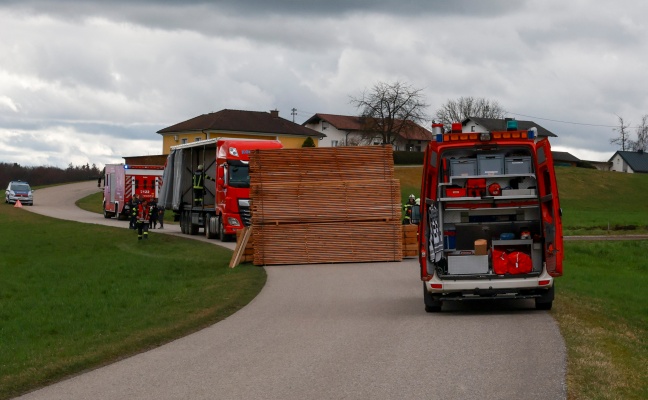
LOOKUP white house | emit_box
[609,150,648,173]
[303,113,434,151]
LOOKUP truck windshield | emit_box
[228,163,250,188]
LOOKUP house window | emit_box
[181,138,188,144]
[195,137,201,142]
[471,125,476,132]
[331,140,339,147]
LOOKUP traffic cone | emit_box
[14,200,23,208]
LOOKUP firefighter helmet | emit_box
[409,194,415,200]
[197,164,203,170]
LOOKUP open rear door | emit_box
[535,139,563,277]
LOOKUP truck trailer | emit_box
[418,121,563,312]
[158,138,283,241]
[103,164,164,219]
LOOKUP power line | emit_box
[505,110,642,129]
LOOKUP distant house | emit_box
[302,113,434,151]
[587,160,612,171]
[157,109,323,155]
[461,117,557,137]
[609,150,648,173]
[552,151,580,167]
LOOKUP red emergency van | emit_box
[418,120,563,312]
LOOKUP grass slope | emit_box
[0,200,264,399]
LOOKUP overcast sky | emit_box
[1,0,647,168]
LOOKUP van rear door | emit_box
[535,138,563,277]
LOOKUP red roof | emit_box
[304,113,433,141]
[158,109,322,137]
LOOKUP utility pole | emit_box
[291,108,297,123]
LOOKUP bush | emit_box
[393,151,424,165]
[302,137,316,147]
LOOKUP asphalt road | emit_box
[17,181,566,400]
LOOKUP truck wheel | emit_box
[103,203,111,219]
[180,211,188,234]
[218,216,229,242]
[535,285,555,310]
[423,283,442,313]
[189,213,199,235]
[205,215,217,239]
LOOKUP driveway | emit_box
[17,181,566,400]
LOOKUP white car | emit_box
[5,181,34,205]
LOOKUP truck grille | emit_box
[239,205,251,226]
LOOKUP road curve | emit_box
[17,181,566,400]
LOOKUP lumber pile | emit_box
[229,227,254,268]
[249,146,402,265]
[402,224,419,258]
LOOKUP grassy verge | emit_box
[555,241,647,400]
[0,200,264,399]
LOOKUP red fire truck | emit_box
[158,138,283,241]
[418,120,563,312]
[103,164,164,219]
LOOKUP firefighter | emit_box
[157,204,165,229]
[149,198,159,229]
[136,198,151,240]
[403,194,416,224]
[193,164,214,206]
[129,198,138,229]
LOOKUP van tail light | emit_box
[538,280,551,286]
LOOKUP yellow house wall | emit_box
[161,133,320,154]
[279,136,320,148]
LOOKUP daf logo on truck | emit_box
[418,120,563,312]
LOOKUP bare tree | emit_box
[630,114,648,152]
[434,96,506,128]
[350,81,429,145]
[610,115,632,151]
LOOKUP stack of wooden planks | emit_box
[249,145,402,265]
[402,224,419,258]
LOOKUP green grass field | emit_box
[0,197,264,399]
[2,166,648,400]
[554,241,647,400]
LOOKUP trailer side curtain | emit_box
[158,151,175,209]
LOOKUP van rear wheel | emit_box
[423,283,442,313]
[535,285,555,310]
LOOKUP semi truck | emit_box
[158,138,283,241]
[418,120,563,312]
[103,164,164,219]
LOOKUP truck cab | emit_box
[159,138,283,241]
[418,122,563,312]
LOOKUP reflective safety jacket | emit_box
[193,171,210,189]
[137,202,150,222]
